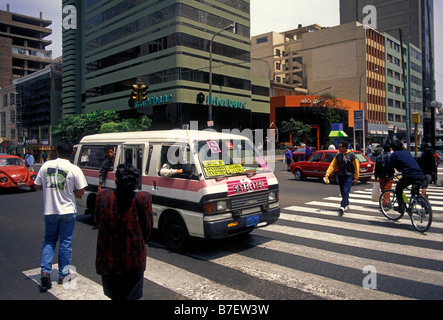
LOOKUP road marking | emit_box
[22,264,108,300]
[144,257,261,300]
[263,224,443,262]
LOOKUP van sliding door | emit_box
[121,144,144,189]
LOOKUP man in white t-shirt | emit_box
[34,140,88,289]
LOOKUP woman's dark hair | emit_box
[115,163,140,191]
[115,164,140,213]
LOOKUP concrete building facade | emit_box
[62,0,270,131]
[0,4,52,88]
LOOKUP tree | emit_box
[279,118,311,145]
[312,93,347,134]
[52,109,151,144]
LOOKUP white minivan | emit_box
[74,130,280,249]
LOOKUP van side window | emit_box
[159,144,198,180]
[145,146,153,174]
[79,145,113,169]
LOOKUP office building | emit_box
[385,33,423,139]
[0,4,52,88]
[253,22,388,143]
[62,0,269,130]
[340,0,435,138]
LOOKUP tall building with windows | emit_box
[253,22,388,141]
[0,4,53,88]
[62,0,269,130]
[340,0,435,138]
[385,33,423,138]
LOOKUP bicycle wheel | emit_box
[409,196,433,233]
[379,189,404,221]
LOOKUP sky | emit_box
[1,0,442,103]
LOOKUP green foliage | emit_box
[279,118,311,144]
[52,109,152,144]
[312,93,347,131]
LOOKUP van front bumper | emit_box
[203,206,280,240]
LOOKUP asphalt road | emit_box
[1,160,442,302]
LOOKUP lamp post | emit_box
[208,22,236,127]
[358,68,378,154]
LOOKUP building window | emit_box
[10,110,15,124]
[256,36,268,44]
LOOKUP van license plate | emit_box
[246,215,260,227]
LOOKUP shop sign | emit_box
[136,94,173,107]
[300,98,322,105]
[206,96,246,109]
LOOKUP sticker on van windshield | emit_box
[227,176,268,196]
[202,160,245,177]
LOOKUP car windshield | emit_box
[355,153,369,163]
[197,139,272,179]
[0,158,24,166]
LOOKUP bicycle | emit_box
[379,179,433,232]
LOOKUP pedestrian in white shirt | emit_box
[34,140,88,290]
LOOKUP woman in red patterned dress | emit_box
[95,164,153,300]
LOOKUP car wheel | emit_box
[294,169,303,181]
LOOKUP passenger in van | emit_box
[98,145,115,190]
[160,148,183,177]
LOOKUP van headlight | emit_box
[268,191,278,203]
[204,200,229,214]
[216,200,228,211]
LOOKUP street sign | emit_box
[207,120,214,127]
[354,120,363,130]
[354,110,364,121]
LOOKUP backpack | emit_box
[375,154,389,179]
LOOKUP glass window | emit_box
[78,145,115,169]
[197,139,271,179]
[309,152,322,162]
[323,153,336,163]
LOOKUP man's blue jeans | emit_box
[41,214,76,277]
[337,175,353,208]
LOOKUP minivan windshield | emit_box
[197,139,272,179]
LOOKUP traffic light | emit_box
[197,92,205,104]
[131,84,139,101]
[139,84,147,101]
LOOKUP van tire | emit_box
[161,212,189,250]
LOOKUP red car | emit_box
[291,147,317,162]
[0,155,37,191]
[289,150,374,183]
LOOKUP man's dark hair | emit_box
[57,140,74,158]
[383,142,391,153]
[392,140,404,151]
[104,145,114,152]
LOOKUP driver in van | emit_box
[160,147,183,177]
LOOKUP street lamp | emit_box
[208,22,236,127]
[358,68,378,154]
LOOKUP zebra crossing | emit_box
[22,184,443,300]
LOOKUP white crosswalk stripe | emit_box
[22,184,443,300]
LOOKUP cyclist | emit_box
[388,140,424,214]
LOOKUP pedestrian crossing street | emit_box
[23,184,443,300]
